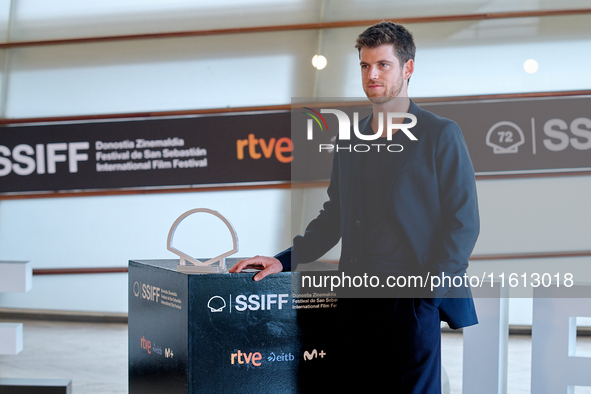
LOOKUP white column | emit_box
[463,283,509,394]
[0,260,32,292]
[0,260,31,355]
[531,285,591,394]
[0,323,23,355]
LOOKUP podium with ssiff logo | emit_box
[128,209,339,393]
[128,259,342,393]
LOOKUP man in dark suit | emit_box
[231,21,479,393]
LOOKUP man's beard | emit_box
[365,79,404,104]
[367,95,394,104]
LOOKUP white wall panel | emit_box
[0,49,5,114]
[0,189,291,312]
[0,273,129,313]
[0,190,291,269]
[323,0,591,22]
[10,0,317,41]
[5,30,318,117]
[316,16,591,98]
[9,0,591,43]
[411,39,591,97]
[474,176,591,254]
[0,0,11,42]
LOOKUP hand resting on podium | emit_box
[229,255,283,281]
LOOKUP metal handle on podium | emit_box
[167,208,239,274]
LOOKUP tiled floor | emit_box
[0,320,127,393]
[1,319,590,393]
[442,332,529,393]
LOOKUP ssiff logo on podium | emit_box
[207,294,290,313]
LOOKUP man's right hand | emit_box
[228,255,283,281]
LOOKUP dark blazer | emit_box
[276,100,480,329]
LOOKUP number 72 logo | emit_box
[486,121,525,154]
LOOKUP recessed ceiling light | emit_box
[524,59,538,74]
[312,55,327,70]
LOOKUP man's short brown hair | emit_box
[355,21,416,67]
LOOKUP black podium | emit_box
[128,259,340,393]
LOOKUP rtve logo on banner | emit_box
[236,134,293,163]
[486,116,591,154]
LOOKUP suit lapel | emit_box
[388,100,423,180]
[384,100,425,202]
[347,114,371,208]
